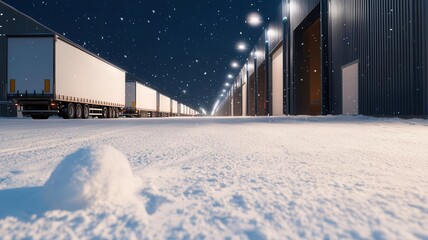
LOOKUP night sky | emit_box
[4,0,281,112]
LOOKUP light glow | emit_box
[237,42,247,51]
[211,99,220,116]
[247,12,263,27]
[231,61,239,68]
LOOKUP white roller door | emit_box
[272,46,284,116]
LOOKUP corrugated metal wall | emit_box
[290,0,321,31]
[414,0,428,116]
[267,4,284,54]
[0,2,52,116]
[329,0,427,117]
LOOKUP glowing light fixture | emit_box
[200,108,207,115]
[231,61,239,68]
[247,12,263,27]
[237,42,247,51]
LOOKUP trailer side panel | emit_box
[55,38,125,107]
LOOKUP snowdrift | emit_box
[39,145,142,211]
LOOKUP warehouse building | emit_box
[217,0,428,118]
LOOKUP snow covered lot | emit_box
[0,116,427,239]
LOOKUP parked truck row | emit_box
[6,35,198,119]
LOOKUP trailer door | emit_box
[7,37,54,96]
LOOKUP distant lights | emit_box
[267,28,276,40]
[236,42,247,51]
[227,74,234,79]
[231,61,239,68]
[246,12,263,27]
[225,83,230,86]
[200,108,207,115]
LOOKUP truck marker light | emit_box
[42,81,51,92]
[10,79,16,93]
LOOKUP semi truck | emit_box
[7,34,126,119]
[124,81,158,118]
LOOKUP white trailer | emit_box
[172,100,178,116]
[179,104,185,116]
[7,35,126,119]
[158,94,171,116]
[125,81,157,117]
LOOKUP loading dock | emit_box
[293,5,322,115]
[233,76,243,116]
[241,67,248,116]
[248,73,256,116]
[271,45,284,116]
[257,62,267,115]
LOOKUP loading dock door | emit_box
[257,62,267,116]
[272,46,283,115]
[342,62,359,115]
[242,80,247,116]
[248,73,256,116]
[294,17,322,115]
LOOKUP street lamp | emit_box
[231,61,239,68]
[237,42,247,51]
[246,12,263,27]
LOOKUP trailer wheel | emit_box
[115,108,119,118]
[75,104,83,119]
[108,107,113,119]
[64,103,75,119]
[82,105,90,119]
[101,107,108,118]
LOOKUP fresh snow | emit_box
[0,116,427,239]
[39,145,143,212]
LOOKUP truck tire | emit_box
[108,107,113,119]
[75,104,83,119]
[64,103,75,119]
[101,107,108,118]
[115,108,119,118]
[82,105,90,119]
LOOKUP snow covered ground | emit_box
[0,116,427,239]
